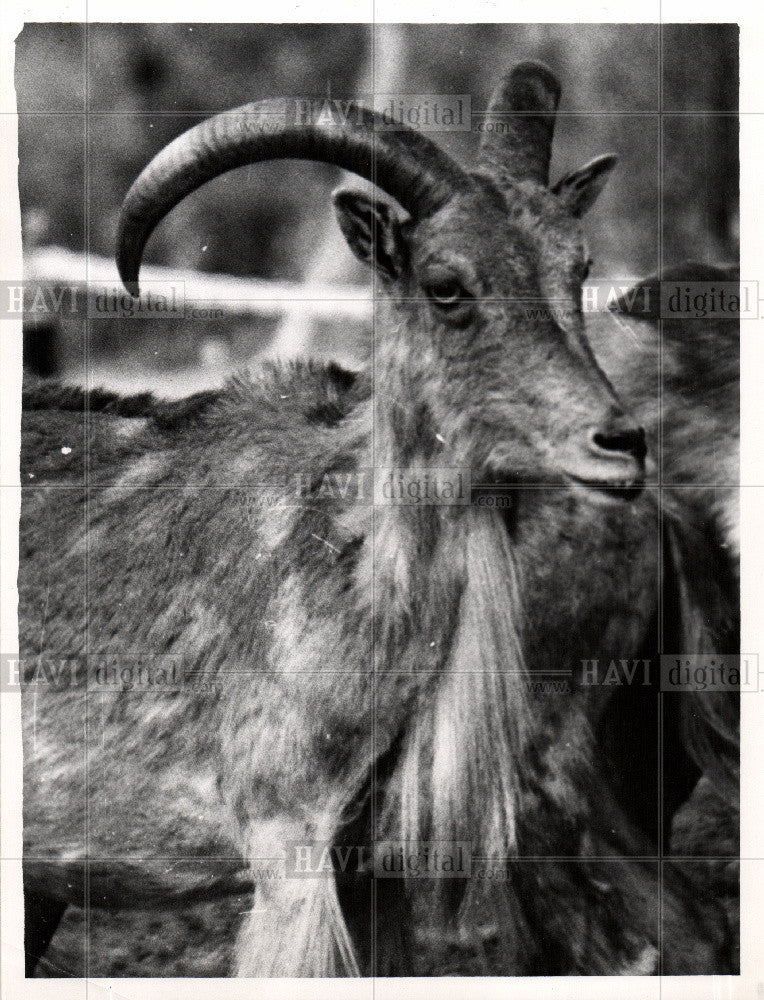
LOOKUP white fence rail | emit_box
[23,246,373,324]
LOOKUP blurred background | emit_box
[16,23,739,394]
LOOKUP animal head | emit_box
[117,61,645,495]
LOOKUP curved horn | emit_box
[478,61,561,188]
[117,99,471,294]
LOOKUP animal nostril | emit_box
[592,424,647,462]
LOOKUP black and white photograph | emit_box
[0,11,756,995]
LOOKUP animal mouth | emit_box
[476,466,645,504]
[565,474,645,502]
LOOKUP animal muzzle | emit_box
[563,411,647,498]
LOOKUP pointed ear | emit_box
[332,188,406,281]
[551,153,618,218]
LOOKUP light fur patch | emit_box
[617,943,659,975]
[103,453,169,503]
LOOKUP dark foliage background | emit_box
[17,23,738,277]
[15,24,738,384]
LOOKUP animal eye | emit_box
[423,278,474,313]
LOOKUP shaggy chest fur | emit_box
[19,360,735,975]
